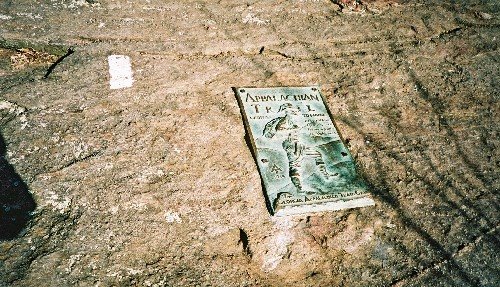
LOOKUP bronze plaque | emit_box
[235,86,374,216]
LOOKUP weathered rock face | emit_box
[0,0,498,286]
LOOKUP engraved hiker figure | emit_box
[282,131,305,190]
[262,103,334,194]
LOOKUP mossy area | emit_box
[0,38,68,57]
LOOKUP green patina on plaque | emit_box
[234,86,374,216]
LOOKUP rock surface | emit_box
[0,0,499,286]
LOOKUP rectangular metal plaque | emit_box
[235,86,375,216]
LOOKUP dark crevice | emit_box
[238,228,251,257]
[431,27,463,41]
[57,150,101,171]
[43,48,74,79]
[271,50,294,60]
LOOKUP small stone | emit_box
[386,223,396,229]
[477,12,493,20]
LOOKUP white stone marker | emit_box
[108,55,133,89]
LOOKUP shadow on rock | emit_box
[0,133,36,240]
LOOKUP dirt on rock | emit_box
[0,0,498,286]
